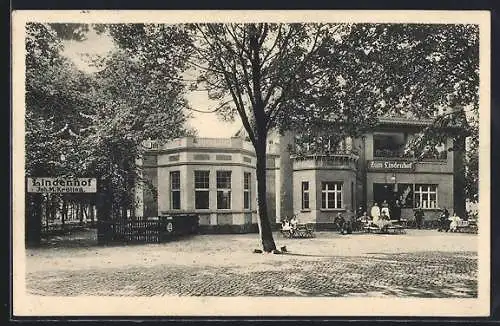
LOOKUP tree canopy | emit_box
[24,22,480,248]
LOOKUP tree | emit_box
[465,120,479,201]
[190,23,479,251]
[25,23,97,246]
[24,23,195,246]
[190,23,354,251]
[86,24,195,221]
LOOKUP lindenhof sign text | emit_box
[27,177,97,193]
[367,160,415,172]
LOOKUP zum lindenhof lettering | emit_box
[367,160,416,171]
[27,177,97,193]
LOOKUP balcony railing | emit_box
[292,151,359,162]
[374,149,447,160]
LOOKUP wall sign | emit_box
[27,177,97,193]
[367,160,415,172]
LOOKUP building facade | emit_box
[135,137,261,232]
[137,117,466,231]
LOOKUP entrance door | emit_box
[373,183,395,206]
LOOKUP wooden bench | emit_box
[363,222,406,234]
[280,223,315,238]
[456,220,478,233]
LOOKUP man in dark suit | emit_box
[438,207,450,232]
[414,203,425,229]
[393,199,402,222]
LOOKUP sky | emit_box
[61,28,240,138]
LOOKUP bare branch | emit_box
[187,99,233,113]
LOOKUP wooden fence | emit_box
[97,214,199,245]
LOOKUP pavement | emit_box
[25,229,477,297]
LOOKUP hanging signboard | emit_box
[27,177,97,193]
[367,160,416,172]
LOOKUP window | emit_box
[170,171,180,209]
[414,184,438,209]
[321,182,343,209]
[217,171,232,209]
[194,171,210,209]
[244,172,251,209]
[301,181,310,210]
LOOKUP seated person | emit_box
[448,213,462,232]
[357,212,371,231]
[381,200,391,219]
[290,215,299,230]
[336,212,352,235]
[281,219,291,231]
[358,211,370,224]
[376,211,392,230]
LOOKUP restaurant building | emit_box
[136,116,466,231]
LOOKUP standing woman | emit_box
[393,199,402,221]
[370,202,381,225]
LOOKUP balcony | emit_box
[143,137,255,153]
[292,151,359,170]
[373,148,448,161]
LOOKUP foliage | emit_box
[291,23,478,156]
[189,23,479,250]
[190,23,351,251]
[25,23,194,225]
[25,23,95,177]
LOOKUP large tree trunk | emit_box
[255,141,277,252]
[97,178,112,220]
[96,178,113,245]
[26,193,42,248]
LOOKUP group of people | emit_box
[284,201,465,236]
[281,215,299,234]
[333,202,398,235]
[369,201,463,232]
[436,207,463,232]
[364,200,402,231]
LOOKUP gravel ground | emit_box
[26,229,477,297]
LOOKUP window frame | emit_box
[170,171,181,210]
[243,172,251,210]
[321,182,343,210]
[194,170,210,210]
[301,181,310,210]
[414,184,438,209]
[216,170,232,210]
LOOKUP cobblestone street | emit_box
[25,230,477,297]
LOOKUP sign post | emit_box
[27,177,97,193]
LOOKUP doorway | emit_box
[373,183,396,206]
